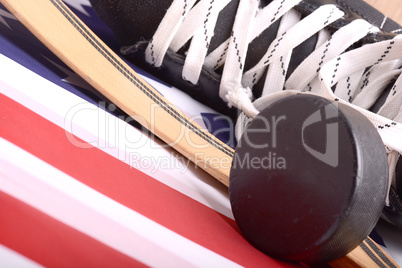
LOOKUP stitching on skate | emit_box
[231,31,243,70]
[317,36,332,73]
[271,0,285,23]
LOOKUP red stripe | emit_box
[0,93,299,267]
[0,190,146,267]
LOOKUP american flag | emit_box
[0,1,401,267]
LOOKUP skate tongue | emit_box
[89,0,174,46]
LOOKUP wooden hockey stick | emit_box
[1,0,399,267]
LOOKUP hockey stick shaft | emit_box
[4,0,233,187]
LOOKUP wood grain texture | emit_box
[364,0,402,25]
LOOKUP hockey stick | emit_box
[1,0,399,267]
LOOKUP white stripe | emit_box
[0,53,233,220]
[380,16,387,29]
[0,137,242,268]
[0,244,43,268]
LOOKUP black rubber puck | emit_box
[229,94,388,263]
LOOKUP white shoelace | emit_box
[145,0,402,199]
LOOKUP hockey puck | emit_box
[229,94,388,263]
